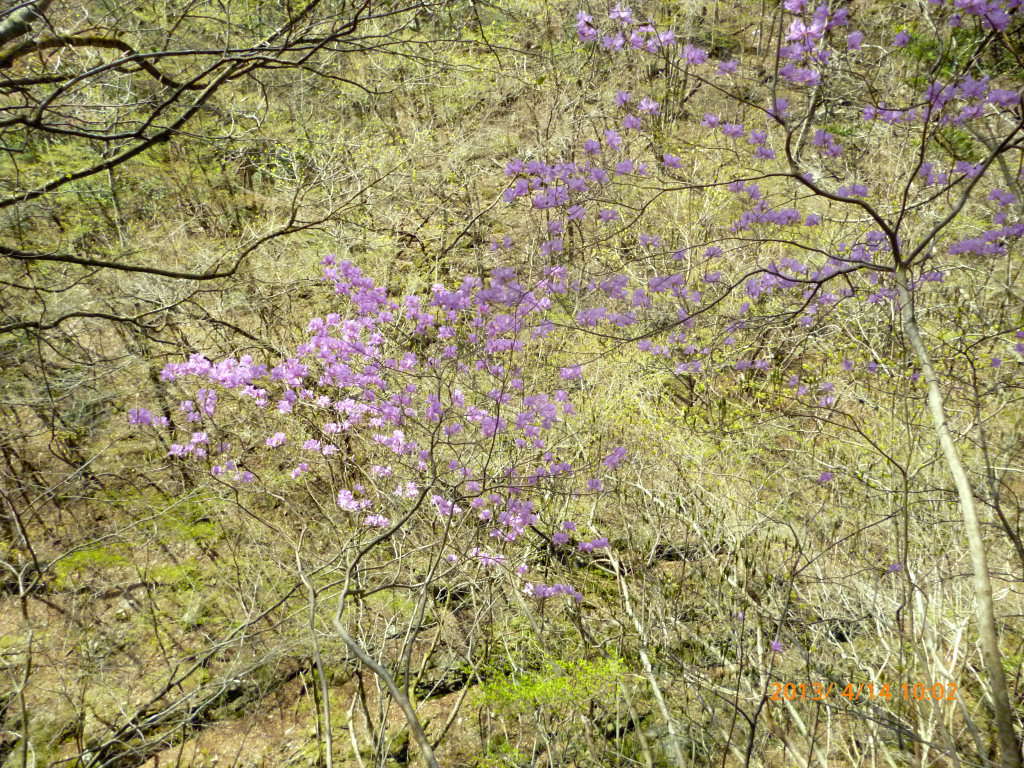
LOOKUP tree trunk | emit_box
[895,266,1021,768]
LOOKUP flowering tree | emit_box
[133,0,1024,765]
[136,256,629,765]
[565,1,1024,764]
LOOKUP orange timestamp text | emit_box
[769,682,957,702]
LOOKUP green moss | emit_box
[149,560,204,589]
[53,546,130,589]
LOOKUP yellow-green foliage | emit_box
[481,655,624,716]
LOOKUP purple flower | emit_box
[991,357,1002,368]
[805,214,821,226]
[609,3,633,24]
[769,98,790,118]
[127,408,153,426]
[795,67,821,86]
[577,21,598,42]
[553,532,570,545]
[770,640,784,653]
[540,238,563,255]
[615,160,634,175]
[847,30,863,50]
[604,129,622,150]
[583,138,601,154]
[615,90,632,107]
[988,89,1021,107]
[560,365,583,380]
[954,75,987,100]
[682,45,707,65]
[893,30,910,47]
[603,446,627,468]
[663,153,682,168]
[716,60,739,76]
[786,16,825,44]
[721,123,745,138]
[838,183,868,198]
[638,97,660,115]
[888,562,902,573]
[481,415,507,436]
[338,488,367,511]
[820,471,834,483]
[989,188,1017,207]
[598,208,620,223]
[828,7,849,28]
[701,113,720,128]
[365,514,389,528]
[623,115,642,130]
[266,432,287,447]
[955,161,983,178]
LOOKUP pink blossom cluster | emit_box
[131,0,1024,611]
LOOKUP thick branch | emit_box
[0,309,157,336]
[0,0,51,48]
[331,615,439,768]
[0,245,238,280]
[0,36,204,90]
